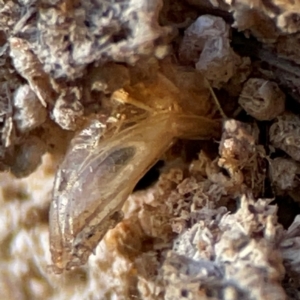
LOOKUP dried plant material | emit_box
[222,0,300,42]
[217,119,256,194]
[128,165,227,299]
[274,36,300,65]
[186,0,230,12]
[239,78,285,121]
[13,84,47,132]
[231,7,279,43]
[10,136,46,178]
[214,196,285,299]
[281,215,300,288]
[0,24,23,163]
[223,0,300,44]
[51,87,83,131]
[179,15,244,87]
[163,195,286,300]
[224,56,252,97]
[0,82,14,158]
[162,251,224,300]
[269,157,300,191]
[9,37,56,107]
[86,63,130,94]
[270,113,300,161]
[0,1,22,35]
[34,0,170,79]
[195,37,244,88]
[276,11,300,34]
[179,15,229,63]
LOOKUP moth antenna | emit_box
[204,78,227,119]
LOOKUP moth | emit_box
[49,88,221,273]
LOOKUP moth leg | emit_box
[204,78,228,119]
[107,111,151,137]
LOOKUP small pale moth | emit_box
[49,105,220,273]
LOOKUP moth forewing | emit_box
[49,111,220,272]
[49,113,177,272]
[49,118,109,272]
